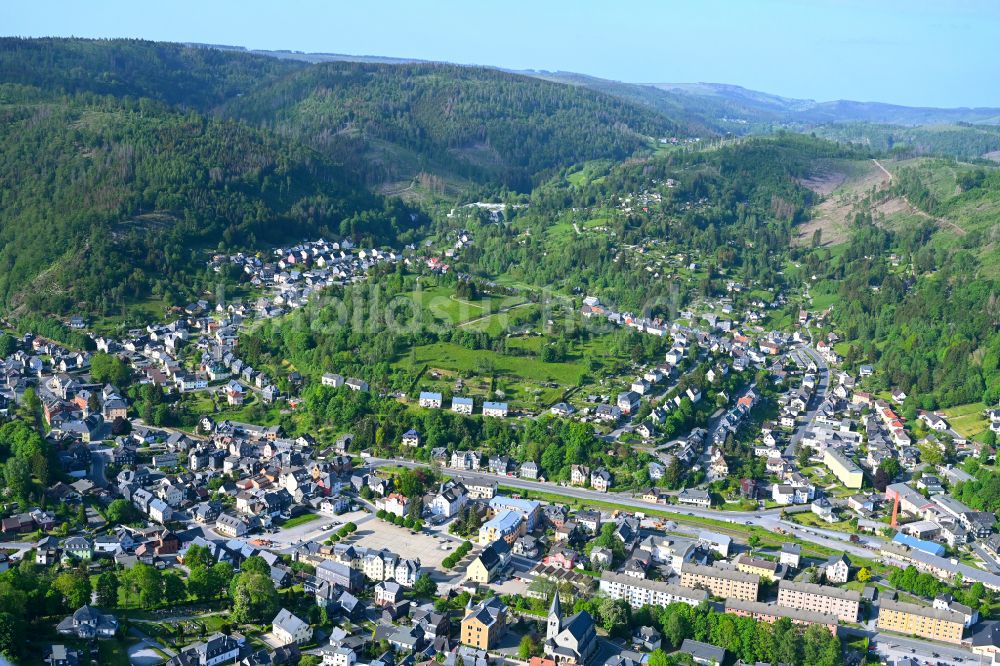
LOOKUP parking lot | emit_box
[265,508,370,545]
[346,517,461,570]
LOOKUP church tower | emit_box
[547,590,562,641]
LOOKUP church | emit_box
[544,591,599,665]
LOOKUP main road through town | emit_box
[365,456,882,559]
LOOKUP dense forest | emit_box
[221,61,683,190]
[0,37,716,317]
[0,37,304,109]
[0,83,425,314]
[0,37,996,409]
[814,121,1000,161]
[0,39,692,192]
[801,208,999,408]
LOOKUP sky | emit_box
[4,0,1000,108]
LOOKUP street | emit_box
[365,456,886,559]
[785,344,830,458]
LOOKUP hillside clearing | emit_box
[794,159,887,247]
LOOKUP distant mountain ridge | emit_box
[631,81,1000,126]
[190,42,1000,128]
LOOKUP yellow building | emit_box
[734,554,781,582]
[461,597,507,650]
[680,563,759,602]
[465,542,507,584]
[823,448,863,489]
[478,510,524,546]
[876,599,965,644]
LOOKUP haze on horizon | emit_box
[3,0,1000,109]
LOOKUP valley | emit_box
[0,33,996,666]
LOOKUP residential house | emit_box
[461,597,507,650]
[272,608,312,646]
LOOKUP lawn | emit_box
[91,294,173,335]
[461,302,535,335]
[400,341,586,386]
[544,220,578,242]
[403,283,528,326]
[21,630,137,666]
[582,216,612,229]
[397,341,579,409]
[280,512,321,529]
[810,291,840,311]
[941,402,988,438]
[790,511,857,533]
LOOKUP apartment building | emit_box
[876,599,965,644]
[734,554,782,581]
[478,510,525,546]
[461,597,507,650]
[725,599,839,636]
[777,580,861,623]
[599,571,709,609]
[679,563,759,602]
[824,447,863,489]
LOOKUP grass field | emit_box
[790,511,857,533]
[404,341,584,385]
[460,302,535,335]
[403,283,528,326]
[582,216,612,229]
[810,289,840,311]
[942,402,989,438]
[280,512,320,529]
[91,294,172,334]
[179,390,286,433]
[22,627,136,666]
[396,323,637,410]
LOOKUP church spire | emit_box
[547,590,562,641]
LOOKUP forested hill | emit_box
[219,61,685,191]
[0,88,421,316]
[0,39,692,192]
[0,37,305,109]
[0,37,700,316]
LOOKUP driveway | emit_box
[128,640,166,666]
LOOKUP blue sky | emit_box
[4,0,999,108]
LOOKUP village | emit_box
[0,235,998,666]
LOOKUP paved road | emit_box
[261,510,374,548]
[128,626,177,664]
[971,542,1000,574]
[89,446,111,487]
[0,541,40,562]
[784,344,830,458]
[365,457,884,558]
[842,624,977,666]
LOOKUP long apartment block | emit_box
[679,563,759,602]
[776,580,861,623]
